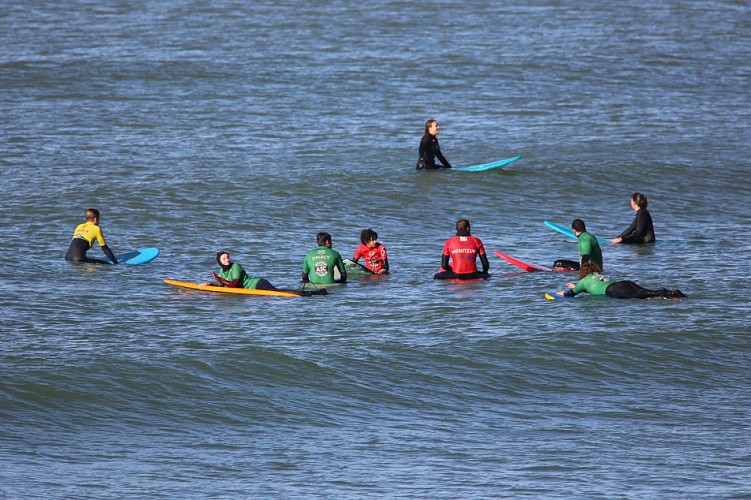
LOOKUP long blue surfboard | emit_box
[544,221,608,243]
[454,155,522,172]
[107,247,160,265]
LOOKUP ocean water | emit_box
[1,1,750,498]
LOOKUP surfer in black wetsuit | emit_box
[416,119,453,170]
[611,192,656,244]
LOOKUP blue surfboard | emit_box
[454,155,522,172]
[108,247,160,265]
[544,221,608,243]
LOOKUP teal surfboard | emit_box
[454,155,522,172]
[107,247,160,265]
[544,221,608,243]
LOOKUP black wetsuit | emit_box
[617,208,655,244]
[417,133,452,169]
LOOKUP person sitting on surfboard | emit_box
[556,263,686,299]
[552,219,603,271]
[352,228,389,274]
[302,232,347,285]
[64,208,119,264]
[416,119,453,170]
[200,251,279,291]
[611,192,656,244]
[434,219,490,280]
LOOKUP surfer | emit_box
[611,192,656,244]
[434,219,490,280]
[553,219,603,271]
[555,262,686,299]
[302,232,347,284]
[200,251,279,290]
[416,119,453,170]
[352,228,389,274]
[64,208,119,264]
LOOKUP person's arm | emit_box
[380,258,389,273]
[564,279,587,296]
[212,271,241,288]
[101,244,118,264]
[615,216,637,241]
[337,257,347,283]
[479,253,489,274]
[433,141,452,168]
[441,254,451,271]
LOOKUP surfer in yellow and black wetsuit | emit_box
[65,208,118,264]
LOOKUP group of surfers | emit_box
[65,190,685,299]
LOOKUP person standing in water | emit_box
[417,119,453,170]
[611,192,656,244]
[65,208,118,264]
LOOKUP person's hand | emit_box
[611,237,622,244]
[565,282,575,289]
[301,276,310,283]
[211,271,220,281]
[555,291,565,296]
[198,282,210,289]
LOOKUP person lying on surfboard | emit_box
[552,219,603,271]
[352,228,389,274]
[555,263,686,299]
[302,232,347,285]
[610,192,656,244]
[416,119,453,170]
[434,219,490,280]
[64,208,119,264]
[199,251,280,291]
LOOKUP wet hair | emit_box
[425,119,437,133]
[631,192,648,209]
[571,218,586,233]
[578,262,603,279]
[317,232,332,247]
[456,219,471,232]
[360,228,378,245]
[86,208,100,221]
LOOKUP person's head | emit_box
[425,119,439,135]
[86,208,100,223]
[360,228,378,247]
[571,218,586,235]
[456,218,471,235]
[317,232,332,247]
[216,251,232,268]
[631,192,648,210]
[578,262,602,279]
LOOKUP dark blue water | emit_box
[1,1,750,498]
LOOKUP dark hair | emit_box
[631,192,648,209]
[571,218,586,233]
[425,119,437,133]
[360,228,378,245]
[317,232,332,247]
[578,262,602,279]
[86,208,100,221]
[455,218,471,232]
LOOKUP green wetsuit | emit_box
[218,262,262,289]
[568,272,614,296]
[302,246,346,284]
[578,231,603,268]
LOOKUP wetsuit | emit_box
[617,208,656,244]
[213,262,273,290]
[553,231,603,271]
[564,272,665,299]
[302,246,347,284]
[353,243,388,273]
[65,221,118,264]
[434,231,489,280]
[417,132,452,169]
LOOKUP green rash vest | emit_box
[219,262,262,289]
[571,272,614,296]
[302,246,346,284]
[578,231,603,269]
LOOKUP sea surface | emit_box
[1,1,750,498]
